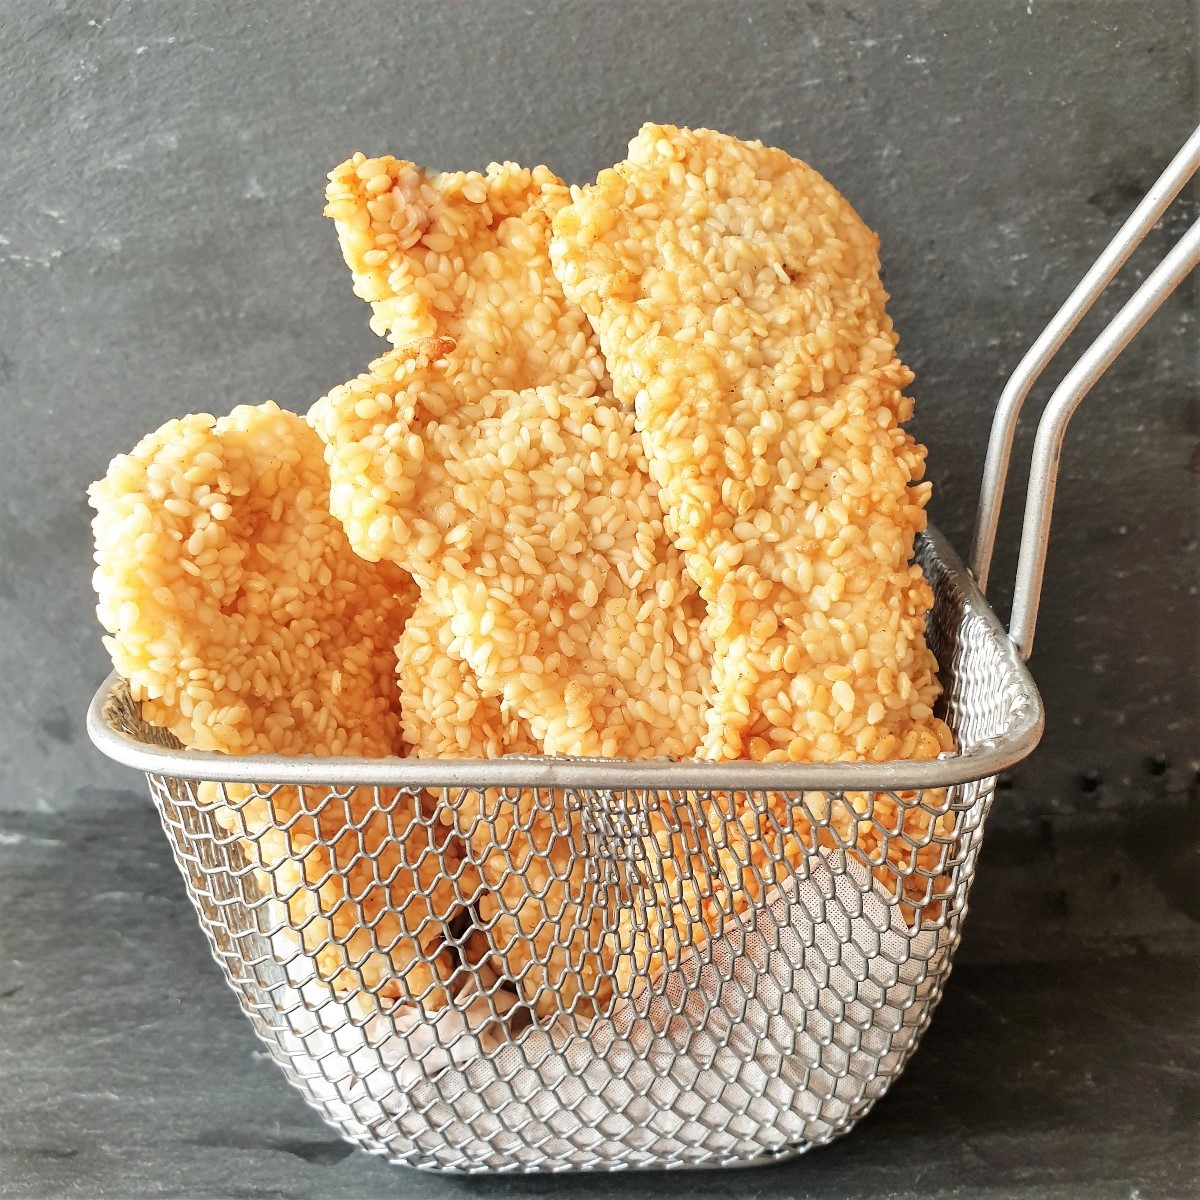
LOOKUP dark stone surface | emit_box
[1,790,1197,1199]
[0,0,1195,817]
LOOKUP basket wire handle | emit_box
[971,123,1200,597]
[1008,213,1199,659]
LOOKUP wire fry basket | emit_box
[87,128,1199,1174]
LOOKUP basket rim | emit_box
[86,525,1043,790]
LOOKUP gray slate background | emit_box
[0,2,1197,1198]
[0,0,1196,817]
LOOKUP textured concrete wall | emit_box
[0,0,1194,815]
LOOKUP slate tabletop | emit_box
[2,784,1197,1200]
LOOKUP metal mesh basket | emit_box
[89,533,1033,1173]
[87,131,1199,1174]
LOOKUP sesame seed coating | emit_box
[89,402,465,1006]
[551,124,957,920]
[311,342,713,760]
[316,341,716,1017]
[396,592,535,760]
[325,154,608,400]
[551,123,951,767]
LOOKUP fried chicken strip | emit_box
[313,341,710,759]
[551,124,956,913]
[551,123,950,766]
[320,148,721,1013]
[90,402,469,1008]
[317,343,719,1016]
[323,151,715,755]
[398,596,725,1019]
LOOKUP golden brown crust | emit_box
[89,402,465,1008]
[552,124,955,919]
[319,346,717,1017]
[325,154,608,400]
[551,123,950,766]
[89,401,414,755]
[312,342,712,761]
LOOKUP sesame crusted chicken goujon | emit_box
[550,123,953,769]
[315,342,719,1017]
[325,154,608,400]
[312,294,727,1010]
[320,154,712,757]
[321,151,722,1014]
[551,124,956,915]
[89,402,471,1009]
[309,342,713,762]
